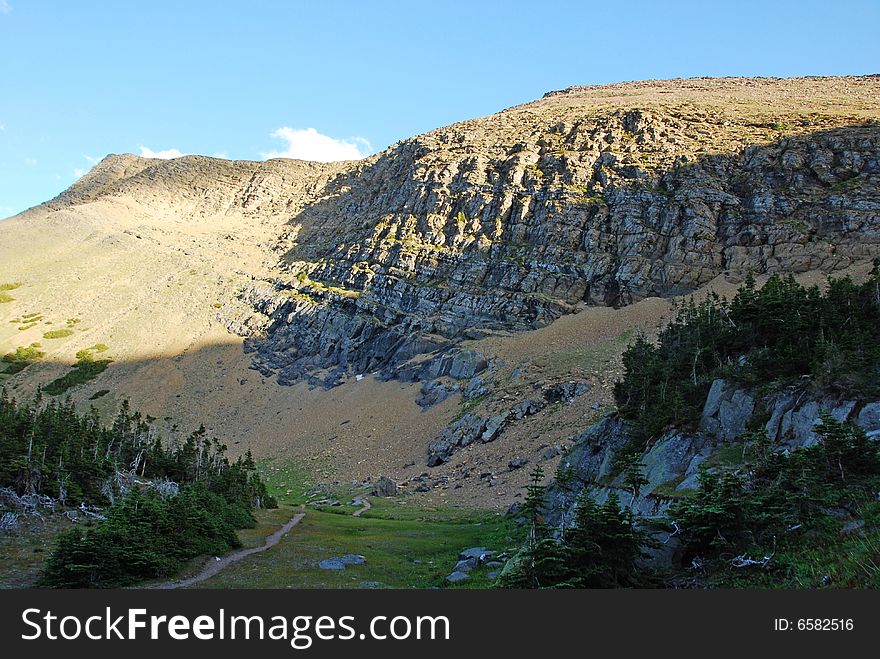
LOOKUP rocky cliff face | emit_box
[241,77,880,387]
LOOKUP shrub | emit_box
[43,359,113,395]
[43,329,74,340]
[2,344,45,363]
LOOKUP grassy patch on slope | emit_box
[43,359,112,395]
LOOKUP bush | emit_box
[43,359,112,395]
[1,344,44,374]
[38,486,245,588]
[2,344,44,363]
[42,329,74,340]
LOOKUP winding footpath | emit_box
[149,508,305,589]
[352,496,372,517]
[148,496,371,589]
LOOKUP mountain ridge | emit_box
[2,75,879,507]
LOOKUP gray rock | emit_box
[544,382,590,403]
[459,547,493,561]
[486,570,500,580]
[372,476,398,497]
[779,398,858,447]
[340,554,367,565]
[481,412,509,442]
[510,398,544,420]
[765,392,798,441]
[359,581,384,588]
[840,519,866,536]
[318,559,346,570]
[508,457,529,470]
[239,114,880,396]
[641,432,708,496]
[541,446,560,460]
[449,351,488,380]
[445,571,470,584]
[426,413,488,466]
[699,379,754,441]
[416,380,457,409]
[701,378,728,418]
[463,376,489,400]
[453,557,478,572]
[857,402,880,440]
[484,561,503,569]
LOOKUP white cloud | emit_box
[73,168,86,179]
[139,146,184,159]
[0,2,11,16]
[24,157,37,166]
[261,127,370,162]
[83,154,102,165]
[213,151,229,159]
[0,122,5,131]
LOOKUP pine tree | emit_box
[499,465,566,588]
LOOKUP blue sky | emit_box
[1,0,877,217]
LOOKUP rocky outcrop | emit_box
[427,414,489,467]
[426,395,547,466]
[699,379,754,441]
[546,379,880,529]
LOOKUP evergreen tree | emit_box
[499,466,567,588]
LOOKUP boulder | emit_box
[541,446,560,460]
[453,557,478,572]
[416,379,457,409]
[857,402,880,440]
[372,476,398,497]
[459,547,493,561]
[481,412,509,443]
[426,414,487,466]
[318,559,346,570]
[463,376,489,400]
[445,571,470,584]
[699,379,755,441]
[543,382,590,404]
[510,398,544,420]
[508,457,528,470]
